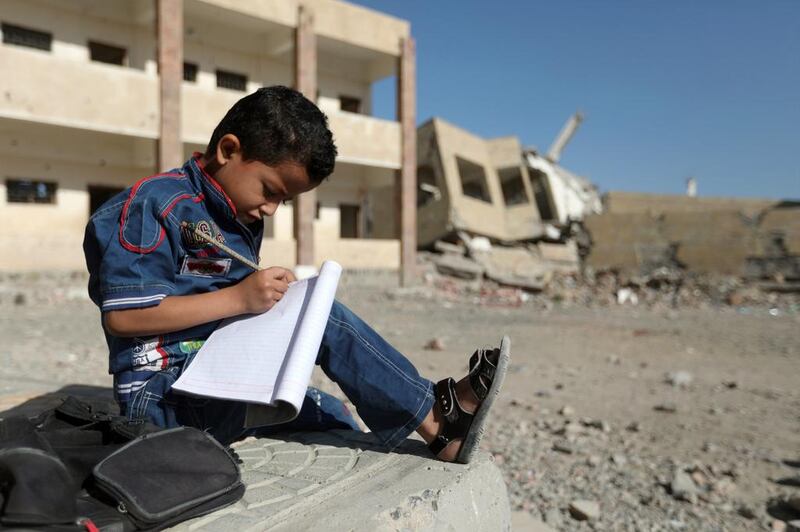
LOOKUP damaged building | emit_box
[411,115,601,288]
[415,114,600,248]
[522,112,602,231]
[584,192,800,281]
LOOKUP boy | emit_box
[83,86,509,463]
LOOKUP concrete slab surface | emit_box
[174,430,511,531]
[1,388,511,531]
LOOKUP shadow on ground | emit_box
[0,385,431,460]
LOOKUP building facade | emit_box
[0,0,416,283]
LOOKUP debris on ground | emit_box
[417,251,800,313]
[423,337,446,351]
[3,271,797,532]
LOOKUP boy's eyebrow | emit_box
[264,176,288,196]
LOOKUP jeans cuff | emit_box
[379,380,435,451]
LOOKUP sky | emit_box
[354,1,800,199]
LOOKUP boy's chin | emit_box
[237,214,261,224]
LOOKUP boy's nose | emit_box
[261,201,279,217]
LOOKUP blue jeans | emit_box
[129,300,435,451]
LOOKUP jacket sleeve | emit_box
[84,194,177,312]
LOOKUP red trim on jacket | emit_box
[161,193,205,219]
[118,172,183,254]
[193,153,238,217]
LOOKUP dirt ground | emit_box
[1,272,798,531]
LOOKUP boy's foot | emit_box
[425,336,510,464]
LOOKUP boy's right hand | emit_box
[235,267,293,314]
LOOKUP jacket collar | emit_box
[184,153,238,221]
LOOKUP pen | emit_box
[190,225,263,271]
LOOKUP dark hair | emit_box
[205,86,337,183]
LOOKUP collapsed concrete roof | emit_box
[523,149,602,226]
[416,117,600,248]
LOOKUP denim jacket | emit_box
[83,155,263,417]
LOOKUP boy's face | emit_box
[209,135,317,224]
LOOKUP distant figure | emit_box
[686,177,697,197]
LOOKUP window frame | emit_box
[88,40,127,66]
[5,178,58,204]
[216,69,247,92]
[455,156,492,204]
[183,61,198,82]
[497,166,530,207]
[2,22,52,51]
[339,95,362,114]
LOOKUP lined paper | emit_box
[172,261,342,426]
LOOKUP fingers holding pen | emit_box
[237,267,293,313]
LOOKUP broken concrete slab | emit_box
[757,281,800,293]
[433,240,465,255]
[174,430,511,531]
[434,253,485,280]
[472,246,551,291]
[746,256,800,281]
[537,241,580,273]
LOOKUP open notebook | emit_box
[172,260,342,427]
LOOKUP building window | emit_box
[498,166,529,206]
[6,179,57,204]
[216,69,247,91]
[88,185,125,215]
[417,164,439,207]
[2,23,52,51]
[183,61,198,82]
[529,168,556,221]
[340,204,361,238]
[89,40,127,66]
[455,156,492,203]
[339,95,362,114]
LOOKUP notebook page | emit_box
[272,260,342,407]
[171,277,312,404]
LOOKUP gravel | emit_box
[2,270,799,531]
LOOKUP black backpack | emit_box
[0,396,244,531]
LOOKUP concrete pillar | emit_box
[397,37,417,286]
[157,0,183,172]
[293,4,316,267]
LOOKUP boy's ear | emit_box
[215,134,242,166]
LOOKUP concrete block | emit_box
[1,389,511,531]
[173,430,511,531]
[434,253,485,279]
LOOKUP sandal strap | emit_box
[428,378,474,457]
[468,349,497,402]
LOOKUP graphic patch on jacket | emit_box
[131,337,169,371]
[180,257,231,277]
[180,219,225,249]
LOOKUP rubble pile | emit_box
[418,248,800,313]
